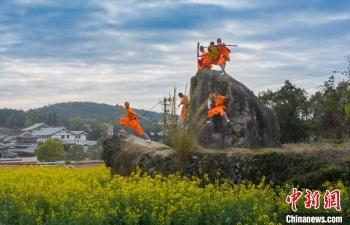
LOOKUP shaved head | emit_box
[124,102,130,108]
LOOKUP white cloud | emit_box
[0,0,350,111]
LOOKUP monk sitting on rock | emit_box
[116,102,151,143]
[197,46,212,71]
[207,90,230,124]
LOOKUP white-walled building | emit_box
[16,123,94,146]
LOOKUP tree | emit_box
[35,139,66,162]
[87,144,103,160]
[66,144,85,161]
[46,112,58,126]
[5,111,26,128]
[69,117,85,131]
[88,123,110,140]
[259,80,309,143]
[309,75,350,139]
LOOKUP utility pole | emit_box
[160,86,178,126]
[162,97,167,125]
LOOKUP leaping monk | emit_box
[116,102,152,143]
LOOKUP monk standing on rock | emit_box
[207,90,230,123]
[178,92,190,123]
[216,38,231,74]
[117,102,151,143]
[197,45,212,71]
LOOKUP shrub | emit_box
[35,139,66,162]
[167,125,195,165]
[66,144,86,161]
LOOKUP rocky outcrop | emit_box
[188,69,280,149]
[103,133,350,187]
[103,132,255,182]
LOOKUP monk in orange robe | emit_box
[207,91,230,123]
[197,46,212,71]
[178,92,190,122]
[217,38,231,74]
[117,102,151,143]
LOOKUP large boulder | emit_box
[188,69,280,149]
[102,133,350,187]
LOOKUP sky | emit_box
[0,0,350,112]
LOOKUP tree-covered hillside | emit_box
[0,102,163,137]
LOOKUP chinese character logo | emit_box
[324,189,341,211]
[286,188,341,212]
[304,189,320,209]
[286,188,303,212]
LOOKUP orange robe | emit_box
[208,94,227,118]
[217,43,231,66]
[197,52,212,71]
[180,95,190,121]
[119,107,145,136]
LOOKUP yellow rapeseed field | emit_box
[0,166,348,225]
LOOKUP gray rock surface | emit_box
[102,133,350,187]
[102,132,254,183]
[188,69,280,149]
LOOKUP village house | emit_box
[16,123,89,145]
[0,123,96,159]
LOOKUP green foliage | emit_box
[308,76,350,139]
[35,139,66,162]
[68,117,86,131]
[0,109,26,129]
[0,102,162,136]
[167,125,195,165]
[249,149,350,189]
[259,80,308,143]
[66,144,86,161]
[88,123,110,141]
[87,144,103,160]
[345,104,350,119]
[260,56,350,142]
[0,166,349,225]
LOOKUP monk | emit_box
[208,41,220,64]
[216,38,231,75]
[117,102,151,143]
[207,90,230,123]
[197,46,212,71]
[178,92,190,123]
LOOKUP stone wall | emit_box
[103,133,350,188]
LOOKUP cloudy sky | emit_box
[0,0,350,111]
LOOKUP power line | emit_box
[250,73,335,90]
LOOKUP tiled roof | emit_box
[31,127,69,136]
[9,145,37,154]
[71,131,87,135]
[22,123,50,131]
[0,143,9,150]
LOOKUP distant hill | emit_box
[0,102,162,131]
[36,102,162,124]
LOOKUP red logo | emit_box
[304,189,320,209]
[286,188,303,212]
[286,188,341,212]
[324,189,341,211]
